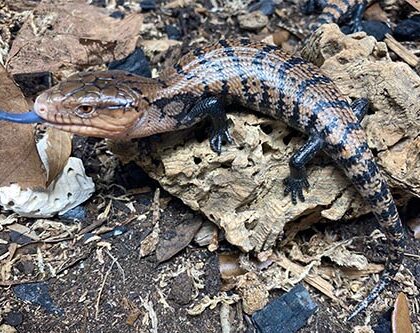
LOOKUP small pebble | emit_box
[101,225,129,239]
[168,272,194,305]
[15,260,35,275]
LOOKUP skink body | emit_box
[32,38,405,320]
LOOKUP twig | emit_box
[95,257,117,320]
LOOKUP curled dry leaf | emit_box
[0,157,95,217]
[392,293,413,333]
[0,65,45,189]
[6,0,143,75]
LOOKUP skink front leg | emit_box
[351,98,368,122]
[180,97,233,154]
[284,135,324,204]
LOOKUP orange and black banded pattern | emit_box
[32,38,405,320]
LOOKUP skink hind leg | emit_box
[180,97,232,154]
[284,135,324,204]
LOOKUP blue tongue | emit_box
[0,110,44,124]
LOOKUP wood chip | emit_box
[384,34,419,67]
[273,253,337,301]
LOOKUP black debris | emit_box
[140,0,156,11]
[4,311,24,326]
[361,20,391,41]
[13,282,63,315]
[252,284,317,333]
[166,25,182,40]
[9,231,33,245]
[249,0,276,16]
[394,15,420,41]
[12,72,52,98]
[61,206,87,221]
[108,48,152,78]
[110,11,125,19]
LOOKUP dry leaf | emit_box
[0,65,45,188]
[37,128,72,185]
[392,293,413,333]
[6,0,143,75]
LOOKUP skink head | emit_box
[34,70,153,138]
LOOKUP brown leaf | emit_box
[156,217,203,263]
[392,293,413,333]
[6,0,143,75]
[0,65,46,188]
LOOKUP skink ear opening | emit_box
[0,110,45,124]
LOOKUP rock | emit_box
[238,11,269,31]
[15,260,35,275]
[142,39,182,58]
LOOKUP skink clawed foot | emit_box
[210,127,233,155]
[283,174,310,204]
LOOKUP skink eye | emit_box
[75,105,95,117]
